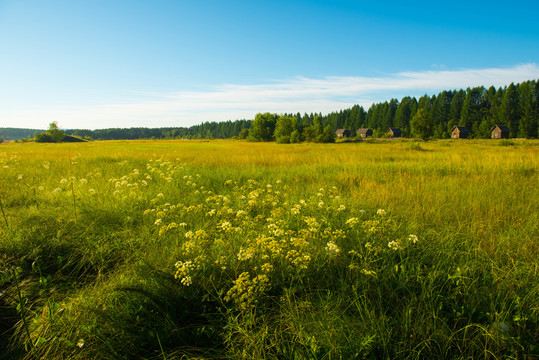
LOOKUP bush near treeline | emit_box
[31,123,85,143]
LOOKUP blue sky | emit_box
[1,0,538,130]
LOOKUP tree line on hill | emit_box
[1,80,537,142]
[0,128,39,141]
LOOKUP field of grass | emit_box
[0,139,537,359]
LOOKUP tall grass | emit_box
[0,139,537,359]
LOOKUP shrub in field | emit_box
[498,139,516,146]
[407,140,424,151]
[410,108,432,139]
[34,122,65,143]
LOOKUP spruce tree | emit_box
[449,89,466,127]
[518,81,538,138]
[394,97,412,132]
[500,83,520,137]
[460,87,485,137]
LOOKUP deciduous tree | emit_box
[247,113,277,142]
[274,115,296,143]
[35,121,65,143]
[410,108,432,139]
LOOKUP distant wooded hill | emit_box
[1,79,537,141]
[0,128,43,141]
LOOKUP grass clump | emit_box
[407,141,425,151]
[498,139,516,146]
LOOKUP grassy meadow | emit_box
[0,139,537,359]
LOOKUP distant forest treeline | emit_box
[1,80,537,141]
[66,119,253,141]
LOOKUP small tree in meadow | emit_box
[35,122,65,143]
[303,116,323,142]
[238,128,249,139]
[290,129,302,143]
[410,108,432,139]
[317,125,335,143]
[274,115,296,144]
[247,113,277,142]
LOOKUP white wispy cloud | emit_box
[5,63,539,129]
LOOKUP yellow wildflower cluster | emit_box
[224,272,270,310]
[237,248,255,261]
[108,168,150,199]
[46,169,104,197]
[174,260,197,286]
[362,209,396,241]
[285,250,311,270]
[158,222,179,236]
[130,165,418,313]
[325,241,341,257]
[4,154,419,318]
[385,233,420,252]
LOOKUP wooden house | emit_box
[451,126,469,139]
[356,128,373,138]
[386,127,401,138]
[335,129,351,138]
[490,125,510,139]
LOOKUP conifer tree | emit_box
[460,87,485,136]
[518,81,538,138]
[394,96,412,133]
[449,89,466,127]
[500,83,520,137]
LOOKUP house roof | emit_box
[451,126,469,133]
[387,127,401,134]
[335,129,349,134]
[357,128,372,134]
[490,124,510,132]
